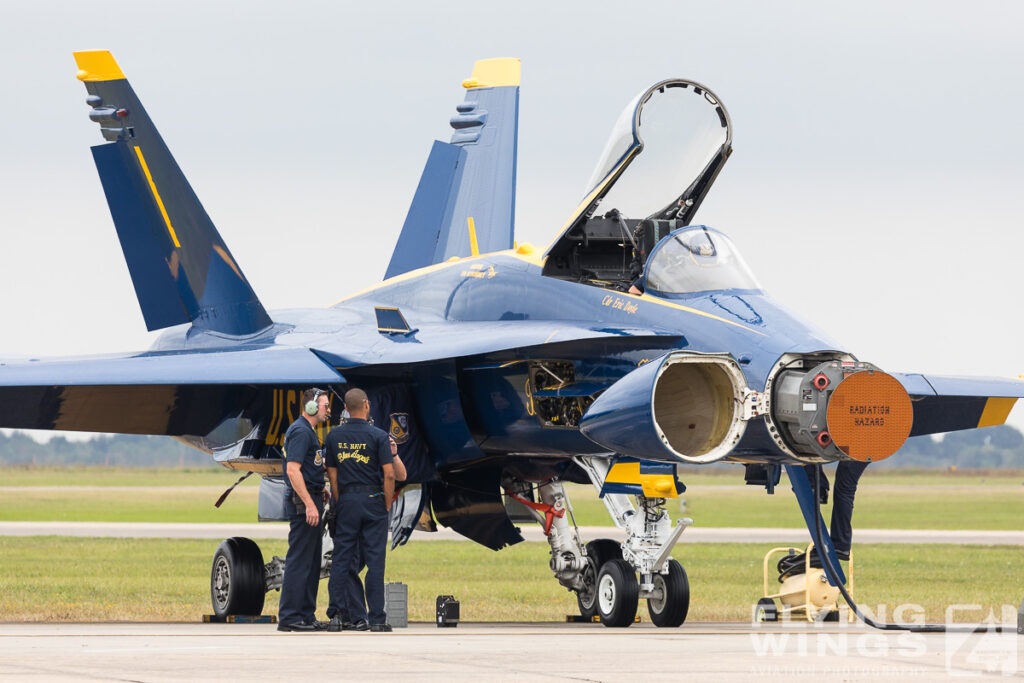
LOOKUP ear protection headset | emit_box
[304,388,325,416]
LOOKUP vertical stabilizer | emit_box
[385,58,520,279]
[74,50,272,336]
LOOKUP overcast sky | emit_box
[2,1,1023,439]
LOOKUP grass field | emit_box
[5,465,1023,488]
[2,466,1021,624]
[1,537,1019,624]
[0,467,256,487]
[2,467,1022,529]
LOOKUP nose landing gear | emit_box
[512,456,693,628]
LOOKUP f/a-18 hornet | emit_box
[3,51,1021,627]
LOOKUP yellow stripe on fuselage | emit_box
[332,258,467,305]
[634,291,767,336]
[332,249,764,335]
[605,462,679,498]
[133,146,181,248]
[977,397,1018,428]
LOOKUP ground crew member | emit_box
[277,387,330,632]
[810,460,869,562]
[325,388,395,632]
[830,460,869,561]
[327,440,406,630]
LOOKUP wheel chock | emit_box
[203,614,277,624]
[565,615,642,623]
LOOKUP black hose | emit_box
[809,465,1008,633]
[776,550,822,583]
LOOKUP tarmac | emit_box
[2,521,1023,544]
[0,621,1020,681]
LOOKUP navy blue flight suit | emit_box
[278,416,326,627]
[326,418,391,626]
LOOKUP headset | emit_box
[304,388,326,416]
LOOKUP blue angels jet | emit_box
[3,51,1022,627]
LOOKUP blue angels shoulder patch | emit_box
[389,413,410,444]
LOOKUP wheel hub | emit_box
[648,574,667,614]
[212,555,230,609]
[578,561,597,609]
[598,573,617,614]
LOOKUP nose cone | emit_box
[826,370,913,462]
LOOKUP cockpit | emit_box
[644,226,760,296]
[542,78,760,296]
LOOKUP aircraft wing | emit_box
[0,346,342,435]
[895,372,1024,436]
[0,311,676,435]
[384,59,520,279]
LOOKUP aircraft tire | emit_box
[576,539,623,619]
[211,537,265,617]
[596,559,639,627]
[647,559,690,627]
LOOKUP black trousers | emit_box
[278,495,324,626]
[830,461,869,554]
[331,492,388,625]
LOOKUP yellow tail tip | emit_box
[463,58,520,89]
[73,50,125,82]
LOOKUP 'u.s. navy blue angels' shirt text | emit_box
[325,418,390,489]
[283,417,325,494]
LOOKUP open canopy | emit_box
[586,80,731,220]
[542,79,734,289]
[546,79,733,260]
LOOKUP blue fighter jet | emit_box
[2,51,1022,627]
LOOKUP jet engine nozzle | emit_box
[579,352,750,464]
[772,360,913,462]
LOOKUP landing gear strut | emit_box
[507,456,693,628]
[576,456,693,628]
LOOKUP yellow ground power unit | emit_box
[755,543,854,623]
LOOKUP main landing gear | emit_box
[506,455,692,628]
[209,529,333,618]
[211,537,265,616]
